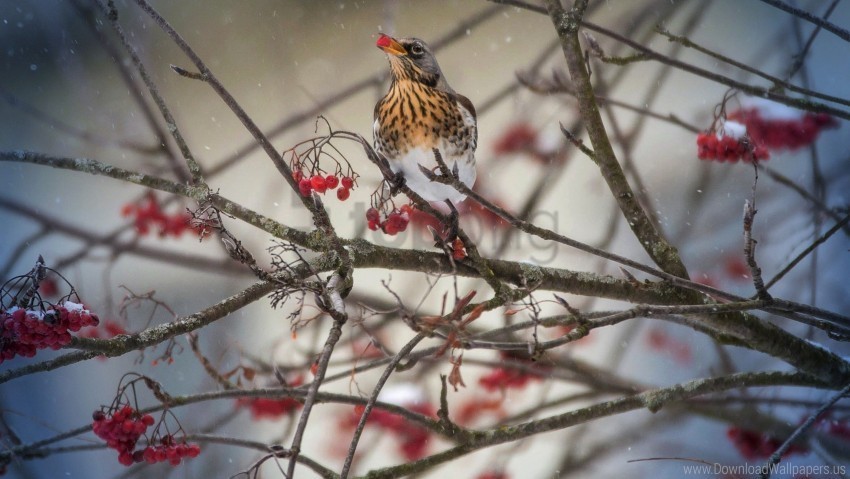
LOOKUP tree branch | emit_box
[543,0,689,278]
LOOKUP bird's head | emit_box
[376,34,452,92]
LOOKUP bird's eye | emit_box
[409,44,424,56]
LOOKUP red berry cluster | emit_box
[121,192,200,237]
[236,375,304,420]
[462,196,510,231]
[493,122,564,165]
[696,131,769,163]
[478,353,549,392]
[92,406,155,466]
[455,397,505,425]
[1,302,100,363]
[729,108,838,152]
[93,406,201,467]
[493,123,538,156]
[80,319,128,339]
[366,205,411,235]
[826,419,850,440]
[726,426,808,460]
[295,171,355,201]
[645,328,692,365]
[237,396,303,420]
[723,256,751,282]
[342,402,435,460]
[134,435,201,466]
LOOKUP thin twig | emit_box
[286,314,345,478]
[743,165,771,300]
[340,332,427,478]
[759,381,850,479]
[764,212,850,291]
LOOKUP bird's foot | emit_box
[419,200,466,263]
[389,170,406,195]
[431,148,461,181]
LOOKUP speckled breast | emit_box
[374,81,477,161]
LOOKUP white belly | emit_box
[391,144,476,204]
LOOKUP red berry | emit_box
[93,410,105,422]
[341,176,354,189]
[384,212,409,235]
[292,170,303,182]
[118,451,134,466]
[141,414,155,426]
[122,419,135,433]
[187,444,201,458]
[143,447,157,464]
[310,175,327,193]
[175,444,188,457]
[325,174,339,189]
[365,207,380,223]
[336,187,350,201]
[383,221,399,235]
[298,178,312,197]
[367,220,380,231]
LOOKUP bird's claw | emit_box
[389,170,406,195]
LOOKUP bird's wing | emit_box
[453,93,476,121]
[453,93,478,148]
[373,97,383,122]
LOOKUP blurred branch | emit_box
[354,371,827,479]
[785,0,840,79]
[69,0,187,177]
[340,332,428,478]
[758,0,850,43]
[0,151,312,248]
[495,0,850,120]
[759,381,850,479]
[0,275,290,385]
[95,0,205,186]
[655,26,850,109]
[188,435,337,479]
[0,195,245,276]
[0,87,160,155]
[759,165,850,236]
[764,212,850,291]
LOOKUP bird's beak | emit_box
[376,34,406,56]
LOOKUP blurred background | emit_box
[1,1,849,478]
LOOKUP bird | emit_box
[373,33,477,206]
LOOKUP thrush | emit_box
[373,34,477,205]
